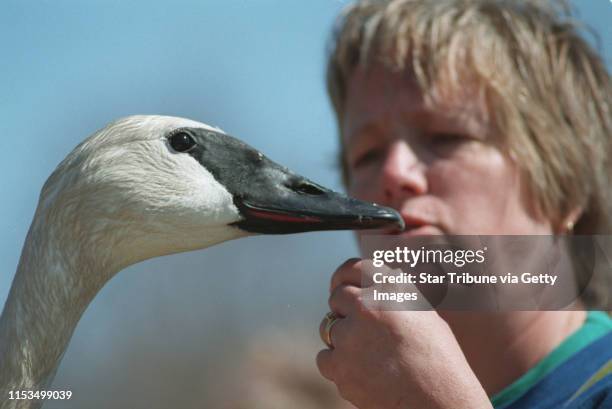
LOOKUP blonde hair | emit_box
[327,0,612,235]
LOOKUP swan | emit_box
[0,115,402,409]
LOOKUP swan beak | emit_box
[233,187,405,234]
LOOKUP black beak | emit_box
[233,177,404,234]
[180,127,405,235]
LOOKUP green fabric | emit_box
[491,311,612,408]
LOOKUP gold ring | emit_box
[320,311,340,348]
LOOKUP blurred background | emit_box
[0,1,610,408]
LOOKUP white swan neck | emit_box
[0,216,111,409]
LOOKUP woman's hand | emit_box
[316,258,493,409]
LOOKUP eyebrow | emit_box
[343,105,489,153]
[344,109,438,146]
[344,122,386,145]
[406,108,490,139]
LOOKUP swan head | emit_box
[36,115,403,269]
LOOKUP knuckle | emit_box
[339,257,363,270]
[337,284,361,300]
[331,258,363,284]
[316,350,335,379]
[315,350,324,366]
[333,258,361,276]
[329,284,361,309]
[359,258,377,270]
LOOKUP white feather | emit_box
[0,116,249,409]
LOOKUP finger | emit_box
[331,258,380,292]
[329,257,361,292]
[327,315,349,349]
[319,312,339,347]
[329,284,361,317]
[319,312,349,349]
[316,349,336,381]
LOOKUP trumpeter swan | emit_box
[0,115,402,409]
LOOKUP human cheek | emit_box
[347,168,382,203]
[433,149,519,234]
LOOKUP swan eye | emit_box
[169,131,196,152]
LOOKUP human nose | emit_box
[380,141,427,203]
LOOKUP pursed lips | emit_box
[370,211,441,235]
[399,211,442,235]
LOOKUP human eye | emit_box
[350,146,384,169]
[427,131,475,155]
[430,132,468,144]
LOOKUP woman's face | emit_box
[343,66,553,237]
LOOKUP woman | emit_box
[316,1,612,408]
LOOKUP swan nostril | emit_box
[290,181,326,196]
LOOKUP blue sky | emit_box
[0,1,610,408]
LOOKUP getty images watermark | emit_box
[358,235,612,311]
